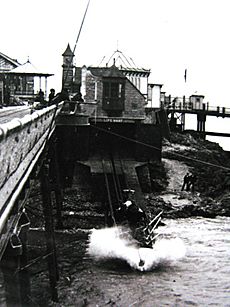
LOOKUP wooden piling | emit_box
[18,211,31,307]
[40,162,59,302]
[52,140,64,229]
[0,235,22,307]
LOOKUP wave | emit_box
[87,226,186,272]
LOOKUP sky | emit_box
[1,0,230,148]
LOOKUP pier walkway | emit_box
[166,100,230,117]
[163,97,230,136]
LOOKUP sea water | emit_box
[185,113,230,151]
[82,217,230,306]
[87,226,186,272]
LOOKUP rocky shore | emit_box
[143,131,230,219]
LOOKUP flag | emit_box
[184,69,187,82]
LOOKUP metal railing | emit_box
[162,96,230,115]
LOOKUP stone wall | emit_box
[0,103,63,230]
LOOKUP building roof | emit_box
[62,44,74,57]
[0,51,20,69]
[98,49,150,76]
[5,60,53,77]
[88,65,126,78]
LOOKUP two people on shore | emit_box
[181,172,197,192]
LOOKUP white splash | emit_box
[87,226,186,272]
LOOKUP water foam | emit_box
[87,226,186,271]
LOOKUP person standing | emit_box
[189,174,197,192]
[48,88,55,105]
[181,172,190,191]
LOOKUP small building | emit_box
[0,51,53,105]
[189,94,205,110]
[0,51,19,105]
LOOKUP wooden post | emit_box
[197,118,200,132]
[40,163,59,302]
[1,234,23,307]
[18,211,31,307]
[181,113,185,131]
[53,140,64,229]
[0,269,6,306]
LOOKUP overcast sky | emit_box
[1,0,230,106]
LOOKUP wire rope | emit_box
[91,124,230,171]
[62,0,91,89]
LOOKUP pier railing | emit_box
[162,97,230,116]
[0,102,63,235]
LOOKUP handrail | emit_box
[0,102,64,232]
[163,100,230,115]
[0,103,63,140]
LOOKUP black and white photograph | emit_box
[0,0,230,306]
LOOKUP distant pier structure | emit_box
[161,94,230,137]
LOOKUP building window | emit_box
[103,82,122,100]
[102,79,125,112]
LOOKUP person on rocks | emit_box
[188,174,197,192]
[181,172,190,191]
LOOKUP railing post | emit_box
[183,96,186,109]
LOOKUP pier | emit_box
[0,103,63,305]
[162,95,230,136]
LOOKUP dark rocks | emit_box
[159,131,230,219]
[143,191,230,219]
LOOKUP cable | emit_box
[106,50,118,67]
[119,51,135,68]
[62,0,91,89]
[15,251,54,274]
[91,124,230,171]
